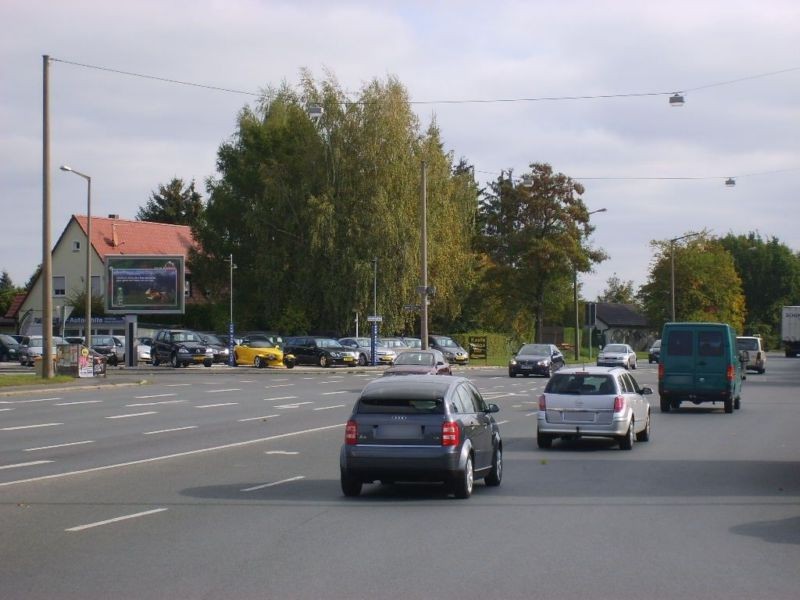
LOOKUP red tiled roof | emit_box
[4,292,27,319]
[73,216,197,265]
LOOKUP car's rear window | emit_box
[545,374,616,395]
[736,338,759,351]
[357,383,448,414]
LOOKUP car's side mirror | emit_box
[487,403,500,413]
[640,386,653,395]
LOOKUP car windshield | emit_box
[247,340,277,349]
[435,337,459,348]
[173,332,200,343]
[545,373,616,395]
[519,344,550,355]
[93,336,114,345]
[394,352,435,366]
[317,338,345,349]
[0,334,19,346]
[736,338,759,351]
[381,339,407,348]
[604,344,628,353]
[201,334,223,345]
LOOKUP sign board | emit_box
[403,304,420,313]
[584,302,597,328]
[366,315,383,323]
[468,336,487,360]
[105,255,185,314]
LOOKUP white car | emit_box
[597,343,637,370]
[537,366,653,450]
[736,336,766,374]
[19,336,66,366]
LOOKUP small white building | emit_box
[18,215,198,337]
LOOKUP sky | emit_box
[2,0,799,302]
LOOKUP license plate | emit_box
[376,424,422,439]
[343,356,354,362]
[564,411,595,423]
[521,365,533,369]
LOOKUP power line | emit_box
[475,167,800,183]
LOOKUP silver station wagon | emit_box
[536,366,652,450]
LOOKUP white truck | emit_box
[782,306,800,357]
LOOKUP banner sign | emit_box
[106,255,185,314]
[468,336,487,360]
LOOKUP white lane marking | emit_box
[143,426,198,435]
[0,398,61,405]
[0,460,54,470]
[134,393,177,399]
[271,378,289,382]
[0,424,342,488]
[195,402,238,409]
[275,402,313,409]
[25,440,94,452]
[165,383,192,387]
[495,420,509,425]
[0,408,14,412]
[319,380,344,384]
[525,412,538,416]
[126,400,186,407]
[264,396,297,402]
[205,388,241,394]
[238,415,279,422]
[241,475,305,492]
[485,393,518,399]
[105,412,158,419]
[322,391,347,396]
[265,383,294,389]
[238,380,256,383]
[314,404,346,411]
[54,400,103,406]
[2,423,63,431]
[265,451,298,455]
[66,508,168,532]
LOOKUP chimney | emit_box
[112,223,119,247]
[108,214,119,219]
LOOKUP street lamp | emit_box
[574,208,607,360]
[225,254,236,366]
[60,165,92,350]
[669,232,700,322]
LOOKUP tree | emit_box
[638,233,746,333]
[0,270,18,316]
[477,163,607,342]
[598,273,638,305]
[137,178,204,226]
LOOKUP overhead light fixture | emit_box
[669,93,685,107]
[725,177,736,187]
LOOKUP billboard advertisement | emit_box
[105,255,185,314]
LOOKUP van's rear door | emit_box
[693,326,728,393]
[662,327,695,393]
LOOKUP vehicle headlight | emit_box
[537,360,550,366]
[205,348,214,356]
[221,348,230,355]
[178,347,189,354]
[331,352,341,358]
[509,359,517,366]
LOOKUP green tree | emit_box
[0,270,18,316]
[639,233,746,332]
[137,178,204,225]
[477,163,607,343]
[597,273,638,305]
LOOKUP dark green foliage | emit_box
[137,178,204,226]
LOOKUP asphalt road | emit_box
[1,359,798,600]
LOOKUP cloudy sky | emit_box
[2,0,798,301]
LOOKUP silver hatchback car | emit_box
[537,366,652,450]
[596,343,637,370]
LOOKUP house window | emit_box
[53,276,66,297]
[72,241,81,252]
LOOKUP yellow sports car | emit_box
[234,340,287,368]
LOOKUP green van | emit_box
[658,322,744,414]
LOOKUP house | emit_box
[17,215,200,337]
[595,302,652,351]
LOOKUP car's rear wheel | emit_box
[254,356,265,369]
[660,397,671,413]
[203,359,212,368]
[484,446,502,487]
[734,395,741,410]
[340,470,362,497]
[724,395,733,413]
[636,411,651,441]
[453,456,474,499]
[537,430,553,449]
[619,421,635,450]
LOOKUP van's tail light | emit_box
[441,421,460,447]
[538,394,546,411]
[345,419,358,445]
[658,364,664,380]
[726,364,735,381]
[613,396,625,413]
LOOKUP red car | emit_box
[382,349,452,376]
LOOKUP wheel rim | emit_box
[320,355,327,367]
[465,457,474,494]
[255,357,263,368]
[495,449,502,480]
[629,423,635,446]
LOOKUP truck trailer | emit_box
[781,306,800,357]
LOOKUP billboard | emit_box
[105,255,185,314]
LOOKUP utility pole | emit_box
[41,55,53,378]
[420,161,429,350]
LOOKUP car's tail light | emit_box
[613,396,625,412]
[726,364,735,381]
[441,421,460,447]
[538,394,546,411]
[658,364,664,380]
[345,419,358,445]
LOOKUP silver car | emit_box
[537,366,652,450]
[338,337,397,366]
[596,343,637,370]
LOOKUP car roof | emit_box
[362,373,466,391]
[553,366,626,375]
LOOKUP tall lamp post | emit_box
[669,232,699,322]
[574,208,607,360]
[225,254,236,366]
[60,165,92,350]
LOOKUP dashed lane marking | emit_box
[2,423,63,431]
[0,460,54,470]
[143,426,198,435]
[25,440,94,452]
[66,508,168,532]
[105,412,158,420]
[241,475,305,492]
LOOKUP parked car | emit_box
[428,335,469,365]
[382,349,452,376]
[340,375,502,498]
[381,337,412,352]
[151,329,214,368]
[136,337,153,363]
[596,343,637,370]
[536,366,653,450]
[241,331,284,349]
[90,335,125,366]
[18,335,66,367]
[282,336,356,368]
[339,337,397,366]
[736,336,766,374]
[648,339,661,364]
[400,337,422,349]
[508,343,564,378]
[0,334,21,362]
[234,338,292,368]
[198,332,231,364]
[658,322,743,413]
